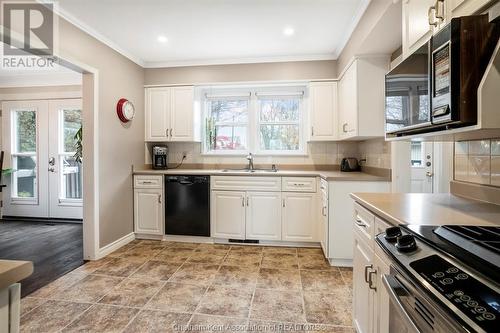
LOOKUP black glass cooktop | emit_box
[404,225,500,282]
[411,255,500,332]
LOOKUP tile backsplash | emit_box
[454,139,500,186]
[146,138,392,170]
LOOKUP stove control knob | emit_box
[385,226,402,243]
[396,234,418,252]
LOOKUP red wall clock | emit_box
[116,98,135,123]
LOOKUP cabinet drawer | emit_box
[211,176,281,192]
[353,202,375,244]
[282,177,317,192]
[134,175,163,189]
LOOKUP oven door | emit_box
[382,266,467,333]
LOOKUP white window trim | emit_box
[200,84,308,156]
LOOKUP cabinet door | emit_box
[450,0,491,17]
[246,192,282,241]
[282,192,316,242]
[145,88,170,141]
[170,86,194,141]
[353,232,374,333]
[211,191,246,239]
[320,190,329,255]
[403,0,435,57]
[338,62,358,139]
[374,252,391,333]
[134,189,163,235]
[309,82,338,141]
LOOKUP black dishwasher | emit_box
[165,175,210,236]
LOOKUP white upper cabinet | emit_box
[402,0,436,58]
[309,81,338,141]
[145,87,170,141]
[145,86,195,142]
[170,86,194,141]
[449,0,494,17]
[337,57,389,140]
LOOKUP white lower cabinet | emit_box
[245,192,282,241]
[211,190,246,239]
[134,189,164,235]
[282,192,316,242]
[353,230,375,333]
[352,203,392,333]
[210,176,316,242]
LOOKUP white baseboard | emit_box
[328,258,353,267]
[96,232,135,260]
[135,233,164,241]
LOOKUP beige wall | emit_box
[56,19,145,247]
[145,60,337,86]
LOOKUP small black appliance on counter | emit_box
[152,145,168,169]
[340,158,360,172]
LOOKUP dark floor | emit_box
[0,219,83,297]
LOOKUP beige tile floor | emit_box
[20,240,354,333]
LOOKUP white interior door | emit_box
[48,99,83,219]
[2,100,49,217]
[410,142,434,193]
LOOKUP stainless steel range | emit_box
[376,224,500,333]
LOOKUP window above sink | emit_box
[198,84,308,156]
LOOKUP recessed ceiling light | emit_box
[283,27,295,36]
[157,35,168,43]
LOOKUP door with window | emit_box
[410,142,434,193]
[2,99,83,219]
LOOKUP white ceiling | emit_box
[56,0,371,68]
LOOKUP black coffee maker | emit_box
[152,145,168,169]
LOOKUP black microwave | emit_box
[385,14,499,137]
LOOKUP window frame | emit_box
[201,84,307,156]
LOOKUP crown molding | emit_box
[333,0,371,58]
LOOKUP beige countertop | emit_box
[133,167,390,182]
[0,260,33,290]
[351,192,500,227]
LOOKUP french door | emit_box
[2,99,83,219]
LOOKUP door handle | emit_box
[426,171,434,177]
[428,6,437,26]
[382,275,422,333]
[49,157,55,166]
[364,264,373,283]
[48,167,55,172]
[368,269,377,291]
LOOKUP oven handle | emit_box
[382,274,422,333]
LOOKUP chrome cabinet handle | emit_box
[282,199,286,208]
[428,6,437,26]
[342,123,348,133]
[435,0,444,21]
[364,264,373,283]
[293,183,305,186]
[166,129,169,137]
[311,126,314,136]
[368,269,377,290]
[158,194,161,204]
[382,275,422,333]
[170,128,173,137]
[322,206,327,217]
[242,197,245,207]
[354,218,367,228]
[246,197,249,206]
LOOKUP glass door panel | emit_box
[12,110,37,201]
[60,109,82,201]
